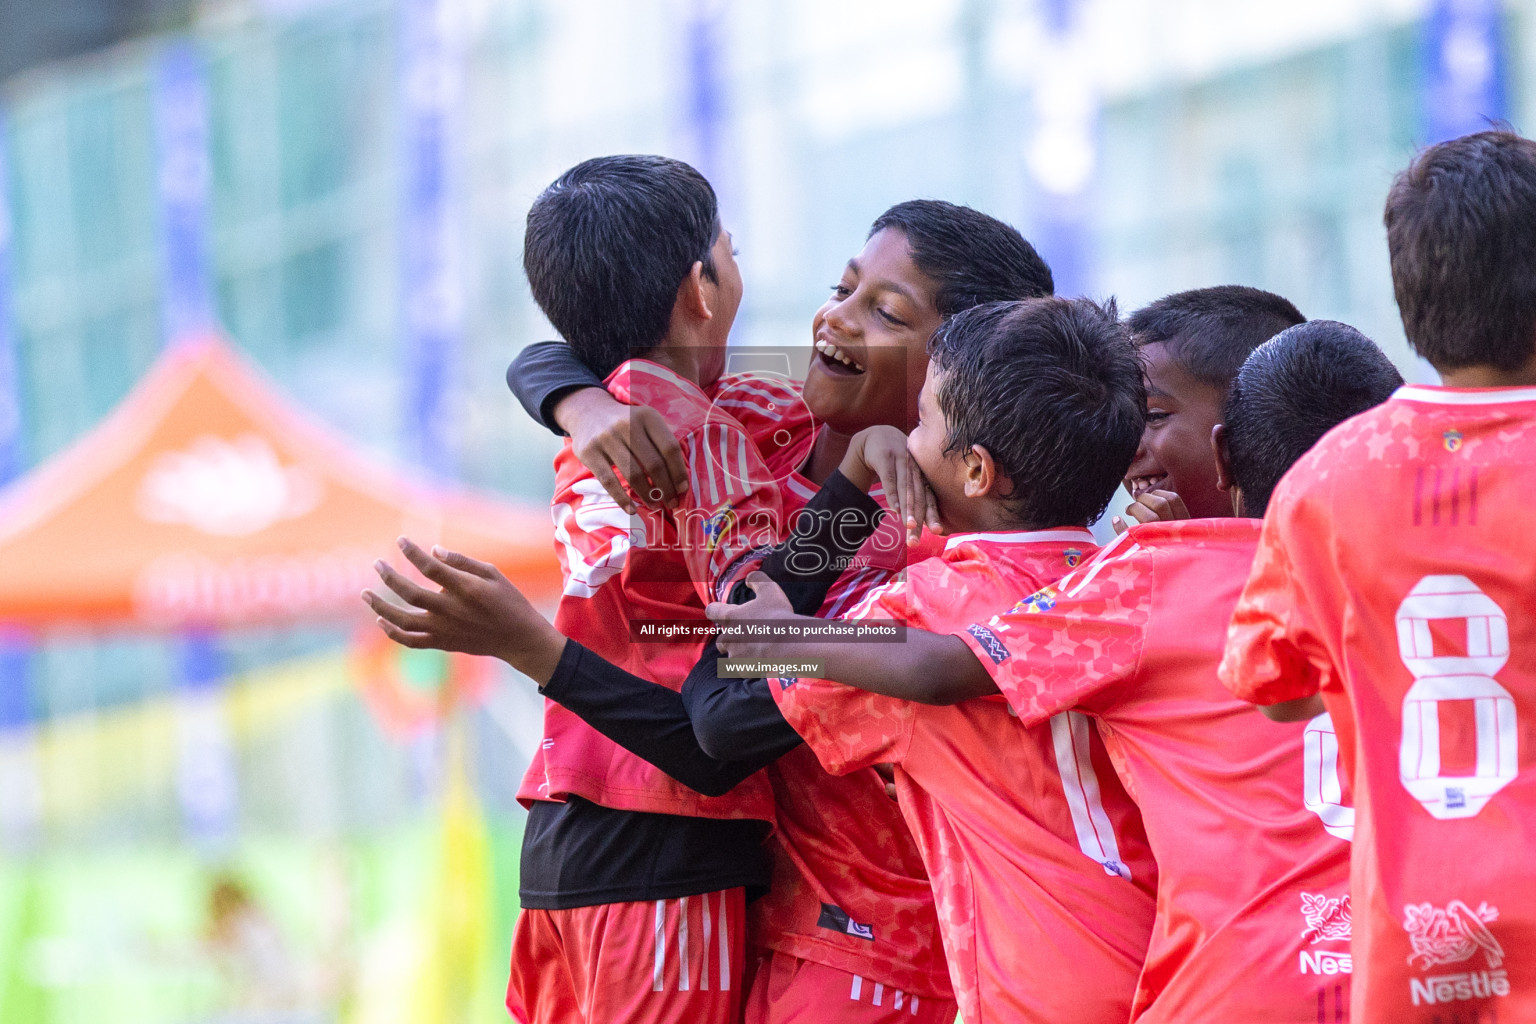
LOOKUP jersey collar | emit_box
[1394,383,1536,405]
[943,527,1096,552]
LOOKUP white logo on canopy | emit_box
[137,434,323,536]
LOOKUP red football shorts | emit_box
[506,889,745,1024]
[743,947,958,1024]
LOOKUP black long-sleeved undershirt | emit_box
[506,340,604,435]
[538,469,883,794]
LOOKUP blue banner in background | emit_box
[154,44,216,347]
[1423,0,1507,143]
[686,0,725,191]
[176,632,238,848]
[154,45,238,848]
[1027,0,1097,298]
[399,0,462,474]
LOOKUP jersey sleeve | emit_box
[769,579,919,775]
[956,543,1150,726]
[1219,485,1334,705]
[673,417,785,604]
[551,473,645,598]
[506,341,605,435]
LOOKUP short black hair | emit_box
[927,297,1144,527]
[1223,320,1403,517]
[1385,130,1536,373]
[869,200,1054,314]
[1128,286,1306,393]
[523,155,720,379]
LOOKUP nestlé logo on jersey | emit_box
[1298,893,1352,976]
[1404,899,1510,1007]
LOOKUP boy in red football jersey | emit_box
[742,297,1158,1024]
[713,319,1403,1023]
[1113,285,1304,532]
[373,155,789,1024]
[497,201,1057,1023]
[369,296,1159,1024]
[1222,130,1536,1024]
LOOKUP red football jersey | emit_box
[716,369,945,614]
[706,371,953,999]
[517,359,780,819]
[961,520,1352,1023]
[1222,384,1536,1024]
[773,529,1159,1024]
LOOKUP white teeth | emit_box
[816,338,865,372]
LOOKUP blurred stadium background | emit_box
[0,1,1524,1021]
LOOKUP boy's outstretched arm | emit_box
[365,537,566,682]
[363,537,782,796]
[506,341,688,513]
[707,575,997,706]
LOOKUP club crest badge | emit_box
[702,505,736,552]
[1011,586,1058,614]
[1064,548,1083,568]
[1443,429,1463,453]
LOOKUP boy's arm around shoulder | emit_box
[508,342,690,513]
[507,341,602,435]
[708,574,997,706]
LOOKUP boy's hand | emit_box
[362,537,565,684]
[839,425,942,545]
[553,387,688,514]
[705,573,805,660]
[1112,489,1190,534]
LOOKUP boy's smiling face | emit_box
[1123,340,1232,519]
[803,227,942,434]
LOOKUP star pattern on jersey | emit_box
[747,746,952,1000]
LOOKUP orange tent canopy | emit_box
[0,337,561,629]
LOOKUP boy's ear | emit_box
[674,260,714,322]
[1211,423,1244,515]
[963,444,1010,499]
[1211,423,1233,491]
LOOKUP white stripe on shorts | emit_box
[652,900,666,992]
[678,897,691,991]
[700,893,712,991]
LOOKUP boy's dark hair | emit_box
[1224,320,1403,517]
[1384,130,1536,373]
[523,155,720,378]
[927,297,1144,527]
[869,200,1054,314]
[1128,286,1306,392]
